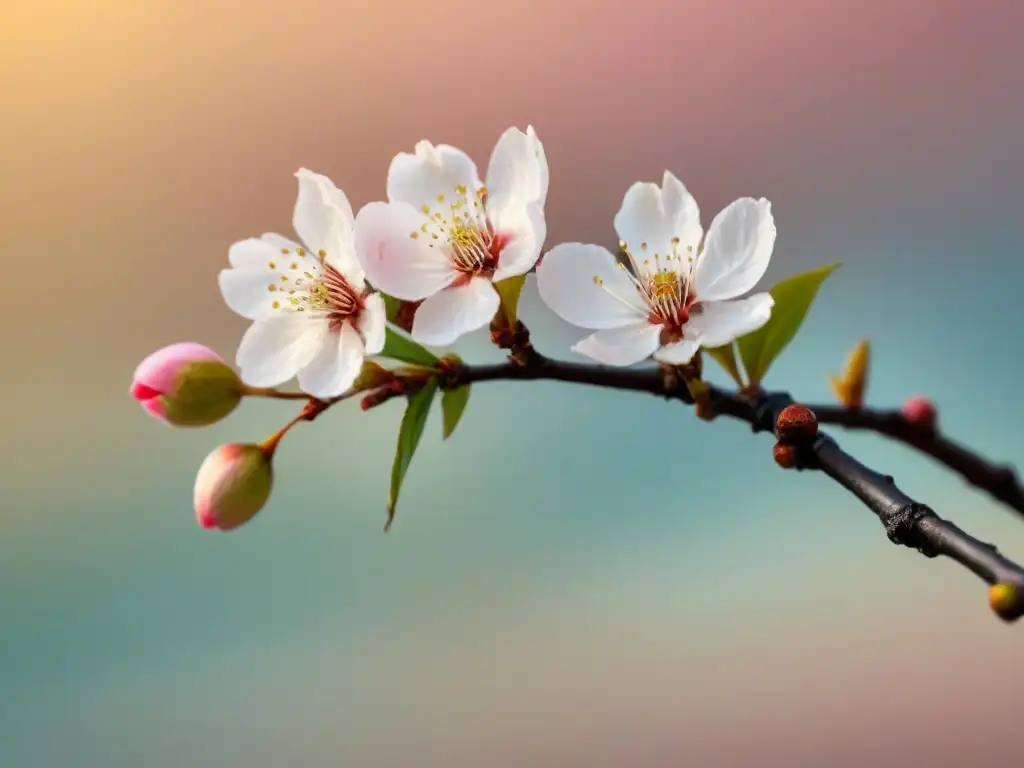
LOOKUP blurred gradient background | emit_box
[3,0,1023,765]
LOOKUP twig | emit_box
[457,359,1024,519]
[241,385,310,400]
[285,345,1023,620]
[431,353,1024,622]
[811,405,1024,516]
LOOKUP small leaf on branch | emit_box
[737,262,840,386]
[493,273,527,328]
[380,327,439,368]
[386,376,439,531]
[704,342,745,388]
[829,337,870,408]
[441,384,471,440]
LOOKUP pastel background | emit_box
[2,0,1023,766]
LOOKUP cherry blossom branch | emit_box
[247,335,1024,620]
[424,353,1024,621]
[455,358,1024,518]
[809,405,1024,516]
[144,136,1022,623]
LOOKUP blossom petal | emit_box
[228,234,306,269]
[688,294,774,347]
[613,171,702,260]
[297,322,364,398]
[292,169,363,283]
[485,126,549,224]
[491,201,546,282]
[258,233,304,254]
[226,233,325,319]
[353,201,457,301]
[293,169,355,249]
[536,243,647,329]
[653,338,701,365]
[386,141,482,213]
[527,126,549,208]
[572,322,662,366]
[220,268,289,321]
[358,292,387,356]
[219,239,323,322]
[236,317,325,388]
[411,277,500,347]
[141,394,168,421]
[692,198,775,302]
[228,237,276,269]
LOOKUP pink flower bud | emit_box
[901,395,937,429]
[193,443,274,531]
[131,342,242,427]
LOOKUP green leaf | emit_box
[493,273,527,326]
[737,263,840,385]
[386,377,438,531]
[380,328,439,368]
[704,343,744,388]
[440,384,471,440]
[381,293,403,323]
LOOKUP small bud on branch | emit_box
[902,395,938,430]
[989,582,1024,622]
[775,404,818,443]
[131,343,243,427]
[773,442,799,469]
[193,443,274,532]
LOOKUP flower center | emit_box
[591,238,698,340]
[643,267,691,329]
[409,183,509,279]
[308,262,364,332]
[270,249,364,332]
[650,270,679,300]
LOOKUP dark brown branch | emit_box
[810,405,1024,516]
[460,360,1024,518]
[446,356,1024,622]
[813,434,1024,588]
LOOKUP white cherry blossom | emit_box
[536,171,776,367]
[352,126,548,347]
[218,169,385,398]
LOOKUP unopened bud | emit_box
[901,396,937,429]
[988,582,1024,622]
[773,441,799,469]
[131,342,242,427]
[829,337,870,408]
[775,404,818,443]
[193,442,274,531]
